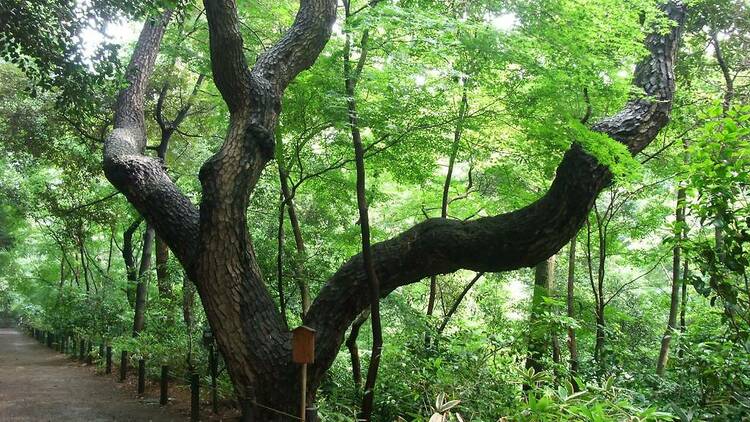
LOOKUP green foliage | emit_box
[1,0,750,420]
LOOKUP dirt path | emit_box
[0,328,185,421]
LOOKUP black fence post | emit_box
[191,372,200,422]
[86,342,93,364]
[119,351,128,382]
[46,332,52,348]
[138,359,146,395]
[160,365,169,406]
[79,340,85,361]
[106,346,112,374]
[209,343,218,413]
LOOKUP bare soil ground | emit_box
[0,328,188,421]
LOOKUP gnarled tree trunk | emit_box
[102,1,685,419]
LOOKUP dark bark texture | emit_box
[102,1,686,419]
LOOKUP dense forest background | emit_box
[0,0,749,420]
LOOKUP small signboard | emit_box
[292,326,316,364]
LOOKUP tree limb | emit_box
[305,1,687,385]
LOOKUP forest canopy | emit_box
[1,0,749,420]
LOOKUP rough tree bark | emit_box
[102,1,685,419]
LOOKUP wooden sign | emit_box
[292,326,316,364]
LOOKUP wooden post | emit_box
[138,359,146,395]
[160,365,169,406]
[120,351,128,382]
[106,346,112,374]
[292,326,316,422]
[79,339,85,361]
[190,372,199,422]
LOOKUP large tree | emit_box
[101,0,686,419]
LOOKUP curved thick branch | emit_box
[102,11,200,268]
[305,1,686,384]
[204,0,252,113]
[254,0,338,94]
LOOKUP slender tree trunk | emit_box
[155,237,171,297]
[594,305,606,375]
[593,207,608,376]
[342,8,381,418]
[426,79,470,348]
[182,272,196,371]
[525,257,556,377]
[277,138,310,316]
[712,32,734,115]
[276,194,288,329]
[566,238,580,384]
[59,252,66,289]
[77,229,90,293]
[678,260,688,358]
[587,217,606,375]
[346,308,370,393]
[437,273,484,334]
[123,219,142,307]
[106,229,114,274]
[133,226,155,336]
[657,185,685,376]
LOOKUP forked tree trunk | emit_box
[346,308,370,393]
[101,2,685,419]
